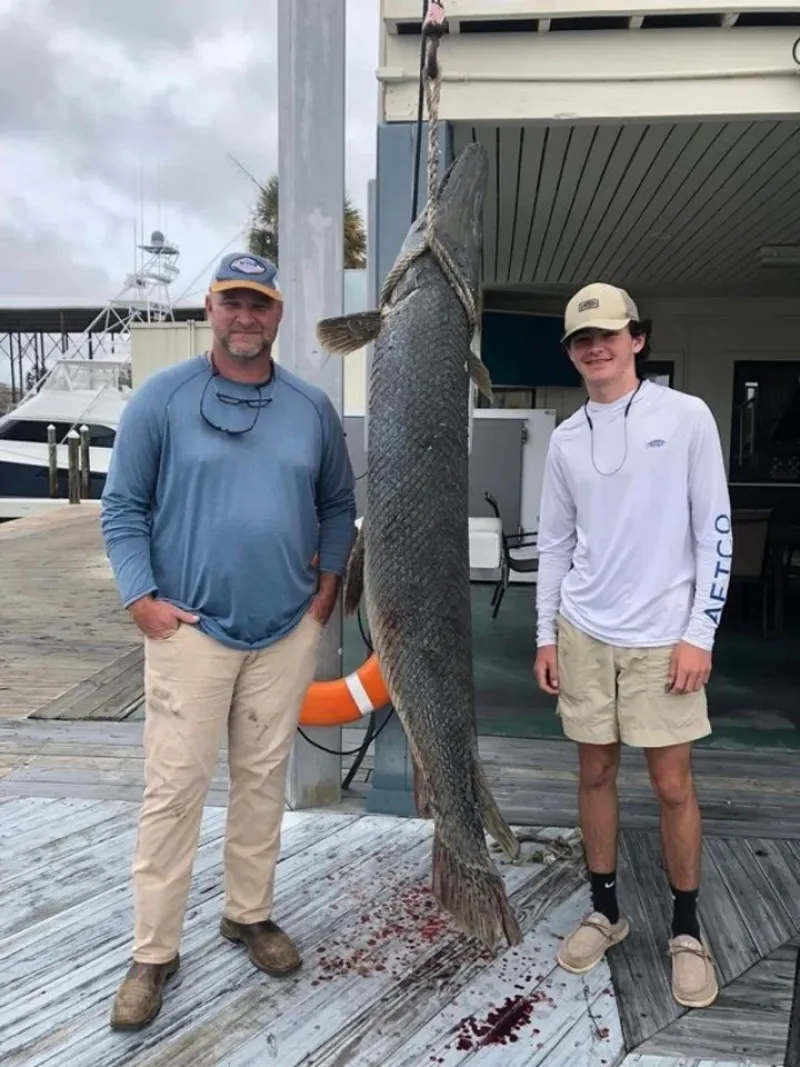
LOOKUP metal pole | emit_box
[278,0,347,809]
[47,424,58,499]
[79,424,91,499]
[67,430,80,504]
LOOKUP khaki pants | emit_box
[555,613,711,748]
[132,613,322,963]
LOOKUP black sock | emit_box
[589,871,619,924]
[670,886,701,940]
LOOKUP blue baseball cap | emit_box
[209,252,282,301]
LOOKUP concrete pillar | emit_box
[365,119,454,818]
[277,0,347,809]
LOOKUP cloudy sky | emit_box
[0,0,380,307]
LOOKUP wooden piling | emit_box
[79,425,90,499]
[67,430,80,504]
[47,424,58,498]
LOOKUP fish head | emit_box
[395,142,489,300]
[430,141,489,294]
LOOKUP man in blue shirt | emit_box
[101,251,356,1030]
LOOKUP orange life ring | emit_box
[299,653,390,726]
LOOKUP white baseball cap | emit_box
[562,282,640,342]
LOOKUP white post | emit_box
[278,0,347,809]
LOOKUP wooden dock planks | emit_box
[4,717,800,839]
[0,507,139,720]
[29,647,145,722]
[0,797,617,1067]
[610,828,800,1061]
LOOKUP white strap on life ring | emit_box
[344,671,375,717]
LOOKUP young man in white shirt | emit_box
[534,282,732,1010]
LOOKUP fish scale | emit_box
[317,143,523,952]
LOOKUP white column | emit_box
[278,0,347,809]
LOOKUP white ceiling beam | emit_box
[381,29,800,122]
[629,16,644,29]
[383,0,800,22]
[538,18,551,32]
[722,13,740,27]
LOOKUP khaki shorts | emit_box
[555,613,711,748]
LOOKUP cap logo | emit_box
[578,298,600,312]
[229,256,266,275]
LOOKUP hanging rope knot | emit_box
[423,0,448,79]
[380,0,477,336]
[423,0,447,34]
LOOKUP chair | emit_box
[483,491,539,618]
[730,508,773,638]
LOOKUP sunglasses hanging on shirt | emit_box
[583,378,643,476]
[200,361,274,437]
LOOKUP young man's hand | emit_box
[668,641,712,693]
[534,645,559,695]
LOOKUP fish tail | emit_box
[316,310,382,356]
[432,831,523,950]
[474,757,521,861]
[343,523,365,616]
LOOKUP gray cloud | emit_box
[50,0,234,48]
[0,218,114,298]
[0,0,380,302]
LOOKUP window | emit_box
[729,361,800,484]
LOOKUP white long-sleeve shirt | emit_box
[535,380,732,651]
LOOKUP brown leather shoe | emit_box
[220,916,301,977]
[109,955,180,1030]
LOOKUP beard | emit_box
[215,325,271,362]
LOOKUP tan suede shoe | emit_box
[556,911,630,974]
[220,917,301,977]
[668,934,719,1008]
[109,955,180,1030]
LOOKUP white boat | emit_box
[0,358,131,506]
[0,228,182,519]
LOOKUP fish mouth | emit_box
[436,142,489,208]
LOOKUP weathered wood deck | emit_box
[1,796,617,1067]
[1,716,799,1066]
[0,506,139,719]
[7,709,800,840]
[2,508,799,1065]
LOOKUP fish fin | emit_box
[467,354,494,402]
[343,523,365,616]
[473,758,521,861]
[316,310,382,355]
[412,755,433,819]
[431,831,522,951]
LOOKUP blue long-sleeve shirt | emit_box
[100,354,356,650]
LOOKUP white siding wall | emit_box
[130,321,213,389]
[380,1,800,123]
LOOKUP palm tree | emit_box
[247,173,367,269]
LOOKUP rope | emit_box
[379,11,477,337]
